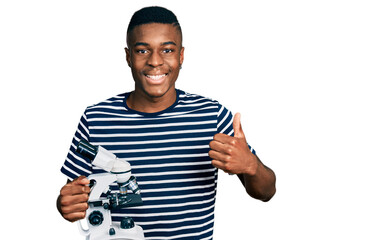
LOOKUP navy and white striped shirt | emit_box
[61,89,255,239]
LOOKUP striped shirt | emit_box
[61,89,255,240]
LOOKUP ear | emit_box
[179,47,185,66]
[125,47,132,67]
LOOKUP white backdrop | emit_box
[1,0,375,239]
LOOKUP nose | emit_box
[147,51,164,67]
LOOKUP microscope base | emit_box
[85,223,144,240]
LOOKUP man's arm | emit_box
[237,155,276,201]
[209,113,276,201]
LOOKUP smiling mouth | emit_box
[145,73,168,84]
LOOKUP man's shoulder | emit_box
[177,89,232,120]
[85,92,128,112]
[177,89,219,105]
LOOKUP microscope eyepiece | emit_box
[77,139,98,160]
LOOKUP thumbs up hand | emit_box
[209,113,259,176]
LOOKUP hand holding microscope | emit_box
[75,139,145,240]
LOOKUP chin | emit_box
[142,85,173,99]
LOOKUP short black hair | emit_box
[127,6,182,35]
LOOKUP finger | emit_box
[60,193,89,207]
[61,176,91,196]
[233,113,245,139]
[72,176,90,185]
[63,211,87,223]
[61,202,89,215]
[60,184,91,196]
[213,133,234,144]
[211,159,231,173]
[209,139,227,153]
[210,139,239,158]
[208,149,228,163]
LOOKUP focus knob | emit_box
[120,217,135,229]
[88,211,104,226]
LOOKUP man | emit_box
[57,6,276,239]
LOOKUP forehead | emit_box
[127,23,182,47]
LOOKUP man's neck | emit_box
[126,89,177,113]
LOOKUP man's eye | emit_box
[137,49,148,54]
[163,49,173,54]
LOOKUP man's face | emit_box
[126,23,184,100]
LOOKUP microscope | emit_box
[75,139,145,240]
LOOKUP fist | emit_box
[209,113,258,175]
[58,176,91,222]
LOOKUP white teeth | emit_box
[146,74,166,80]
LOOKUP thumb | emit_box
[233,112,245,138]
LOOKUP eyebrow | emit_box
[134,42,149,47]
[133,41,177,47]
[162,41,176,46]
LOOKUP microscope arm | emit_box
[87,173,116,201]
